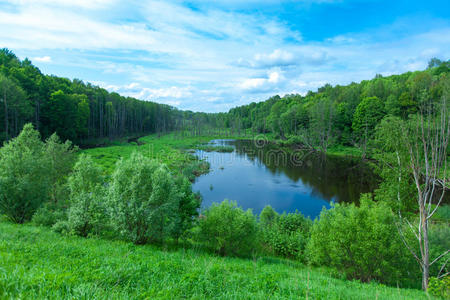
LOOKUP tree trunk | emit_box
[421,205,430,290]
[3,88,8,141]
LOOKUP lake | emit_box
[192,139,379,219]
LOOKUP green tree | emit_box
[0,73,32,141]
[67,154,105,237]
[109,152,179,244]
[0,123,48,223]
[172,176,201,243]
[308,97,336,152]
[44,133,78,203]
[352,96,385,156]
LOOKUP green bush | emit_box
[172,176,201,242]
[108,152,179,244]
[195,200,257,257]
[52,220,70,235]
[0,124,49,223]
[44,133,78,203]
[429,223,450,279]
[67,154,106,237]
[306,194,417,287]
[428,276,449,299]
[259,206,312,260]
[32,202,66,227]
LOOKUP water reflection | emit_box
[193,139,379,218]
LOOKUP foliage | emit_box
[259,206,312,260]
[172,176,201,242]
[306,194,418,287]
[428,223,450,279]
[31,202,66,227]
[428,276,449,299]
[352,96,385,147]
[0,123,49,223]
[0,49,183,144]
[44,133,78,202]
[195,200,258,257]
[108,152,179,244]
[67,154,106,237]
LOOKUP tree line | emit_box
[0,49,187,144]
[217,58,450,156]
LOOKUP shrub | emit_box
[32,202,66,227]
[0,124,49,223]
[429,223,450,278]
[172,176,201,242]
[195,200,257,257]
[52,220,70,235]
[109,152,179,244]
[259,206,312,260]
[428,276,449,299]
[306,194,417,287]
[67,154,106,237]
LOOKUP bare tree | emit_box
[393,90,449,290]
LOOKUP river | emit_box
[192,139,379,219]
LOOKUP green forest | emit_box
[0,50,449,299]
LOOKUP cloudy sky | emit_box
[1,0,449,112]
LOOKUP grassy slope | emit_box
[0,222,432,300]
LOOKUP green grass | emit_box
[197,145,235,153]
[0,222,433,299]
[82,133,232,174]
[326,145,363,157]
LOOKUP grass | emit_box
[0,221,434,299]
[82,133,231,174]
[197,145,234,153]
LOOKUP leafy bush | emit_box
[0,124,49,223]
[195,200,257,257]
[67,154,106,237]
[109,152,179,244]
[51,220,70,235]
[429,223,450,279]
[428,276,449,299]
[306,194,417,287]
[172,176,201,242]
[44,133,78,203]
[259,206,312,260]
[32,202,66,227]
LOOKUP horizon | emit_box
[1,0,449,113]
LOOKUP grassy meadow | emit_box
[82,133,242,174]
[0,221,435,300]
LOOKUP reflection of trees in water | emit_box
[232,140,380,204]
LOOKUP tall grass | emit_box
[0,222,433,299]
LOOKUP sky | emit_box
[0,0,449,112]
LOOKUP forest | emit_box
[0,49,449,299]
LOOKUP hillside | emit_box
[0,221,434,299]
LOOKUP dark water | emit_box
[192,139,379,219]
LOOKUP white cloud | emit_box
[239,70,284,92]
[1,0,448,112]
[33,56,52,62]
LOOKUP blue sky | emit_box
[0,0,449,112]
